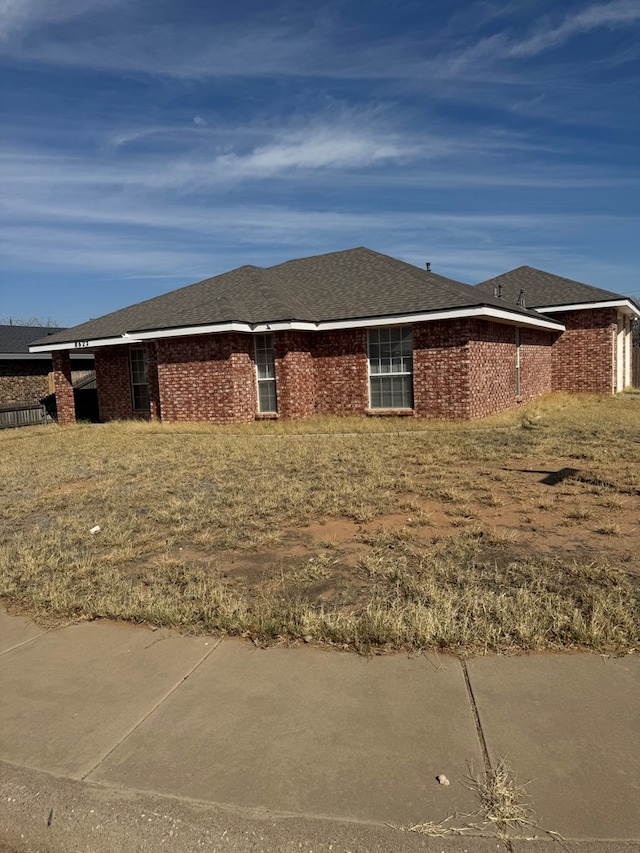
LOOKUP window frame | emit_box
[367,325,414,410]
[254,333,277,414]
[129,347,151,413]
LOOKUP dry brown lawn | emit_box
[1,392,639,654]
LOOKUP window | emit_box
[368,326,413,409]
[254,334,277,413]
[129,348,150,412]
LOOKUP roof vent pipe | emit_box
[517,289,526,308]
[494,284,504,299]
[425,262,431,272]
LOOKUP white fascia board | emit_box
[28,306,563,353]
[316,306,564,332]
[129,308,562,338]
[536,299,640,318]
[29,336,140,353]
[251,321,317,333]
[128,321,319,340]
[127,322,252,340]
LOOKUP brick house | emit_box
[476,266,637,394]
[29,248,639,426]
[0,324,94,408]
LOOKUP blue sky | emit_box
[1,0,640,327]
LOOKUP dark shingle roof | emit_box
[32,248,554,348]
[476,266,629,309]
[0,325,64,354]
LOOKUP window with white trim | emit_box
[254,334,277,413]
[368,326,413,409]
[129,347,150,412]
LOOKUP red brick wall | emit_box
[311,329,369,415]
[549,309,616,394]
[413,320,471,418]
[520,327,554,403]
[156,334,256,423]
[274,331,315,418]
[52,351,75,425]
[467,321,516,418]
[147,343,161,421]
[414,320,554,419]
[87,319,559,426]
[95,346,137,421]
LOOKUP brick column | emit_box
[52,351,76,425]
[274,331,315,419]
[147,343,161,421]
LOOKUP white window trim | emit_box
[254,334,277,413]
[367,325,414,410]
[129,347,150,412]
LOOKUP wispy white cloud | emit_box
[3,205,638,323]
[445,0,640,73]
[0,0,121,45]
[508,0,640,58]
[211,126,420,179]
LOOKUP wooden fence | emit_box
[0,403,51,430]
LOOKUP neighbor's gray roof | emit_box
[33,248,552,348]
[476,266,631,310]
[0,324,64,354]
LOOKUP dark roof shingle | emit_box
[32,248,556,348]
[476,266,629,309]
[0,325,64,354]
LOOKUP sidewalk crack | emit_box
[80,636,224,781]
[460,658,491,773]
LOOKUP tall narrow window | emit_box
[254,334,277,413]
[368,326,413,409]
[130,348,150,412]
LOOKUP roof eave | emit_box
[29,336,137,353]
[535,298,640,318]
[29,305,564,353]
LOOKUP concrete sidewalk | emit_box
[1,607,639,853]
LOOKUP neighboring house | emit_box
[476,266,637,394]
[0,324,95,410]
[0,324,67,407]
[29,248,640,426]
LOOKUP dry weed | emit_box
[1,394,639,653]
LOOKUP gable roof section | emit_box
[31,248,563,352]
[0,324,64,358]
[476,266,640,315]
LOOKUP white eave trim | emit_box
[29,304,563,353]
[536,299,640,318]
[315,306,564,331]
[30,336,142,353]
[126,321,318,341]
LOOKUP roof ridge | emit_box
[362,249,542,319]
[479,265,625,300]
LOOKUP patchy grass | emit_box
[406,759,555,842]
[1,393,639,654]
